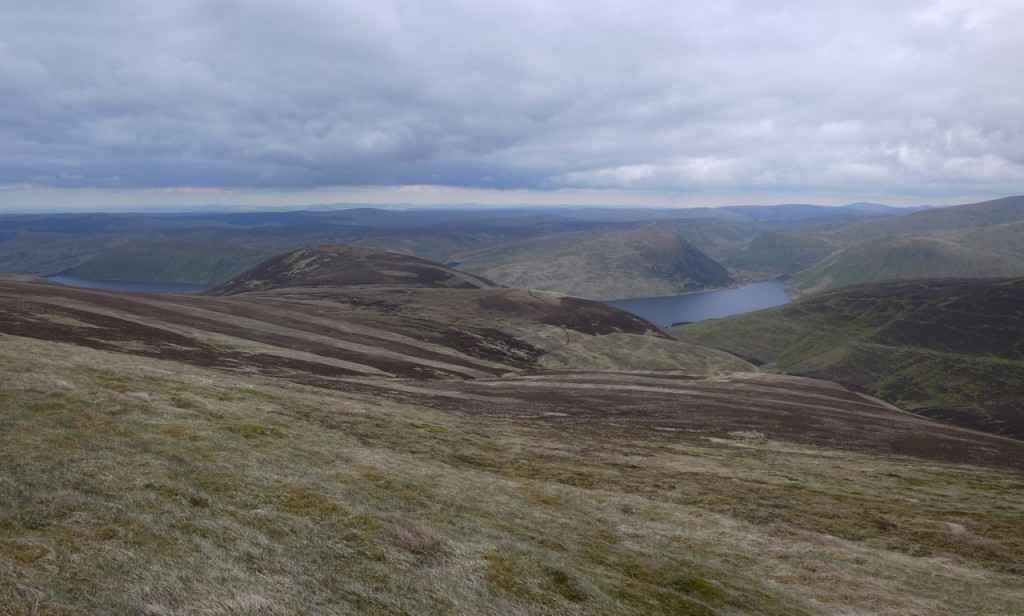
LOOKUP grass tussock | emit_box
[382,514,446,557]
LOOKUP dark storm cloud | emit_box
[1,0,1022,201]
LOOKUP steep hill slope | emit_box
[637,218,771,260]
[674,278,1024,438]
[955,218,1024,254]
[826,195,1024,244]
[720,231,836,280]
[789,196,1024,293]
[455,228,732,300]
[788,235,1024,294]
[59,242,268,284]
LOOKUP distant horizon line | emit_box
[1,183,1015,214]
[0,199,970,216]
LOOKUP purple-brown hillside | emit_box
[207,244,497,296]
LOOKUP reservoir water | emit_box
[45,276,214,294]
[606,281,790,327]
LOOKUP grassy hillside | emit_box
[3,281,1024,613]
[0,232,134,276]
[455,228,732,300]
[720,231,836,280]
[788,235,1024,294]
[61,242,269,284]
[675,277,1024,438]
[786,197,1024,294]
[826,196,1024,244]
[955,219,1024,254]
[639,219,769,259]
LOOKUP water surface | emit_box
[606,282,789,327]
[45,276,213,294]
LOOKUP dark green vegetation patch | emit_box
[675,277,1024,438]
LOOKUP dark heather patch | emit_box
[541,297,663,336]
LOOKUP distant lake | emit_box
[45,276,213,294]
[606,282,790,327]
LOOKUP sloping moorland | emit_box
[674,277,1024,439]
[451,227,732,300]
[2,246,1024,614]
[789,196,1024,293]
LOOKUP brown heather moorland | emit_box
[2,246,1023,615]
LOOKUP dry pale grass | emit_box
[1,333,1023,615]
[381,514,446,557]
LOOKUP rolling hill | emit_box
[59,242,270,285]
[719,230,836,281]
[788,235,1024,294]
[826,195,1024,244]
[454,228,733,300]
[674,277,1024,438]
[4,246,750,378]
[790,196,1024,293]
[2,247,1024,614]
[0,210,616,283]
[0,202,929,296]
[207,244,498,295]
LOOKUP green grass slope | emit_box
[61,242,269,284]
[638,219,769,259]
[788,235,1024,294]
[455,228,732,300]
[674,278,1024,438]
[720,231,836,280]
[955,218,1024,254]
[0,232,133,277]
[826,195,1024,244]
[788,197,1024,294]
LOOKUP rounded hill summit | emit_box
[207,244,497,296]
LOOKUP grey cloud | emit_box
[0,0,1022,201]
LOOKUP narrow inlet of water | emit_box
[605,282,790,327]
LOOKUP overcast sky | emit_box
[2,0,1022,210]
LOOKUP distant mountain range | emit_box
[6,197,1024,301]
[0,200,938,299]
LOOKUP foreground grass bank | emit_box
[2,334,1024,615]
